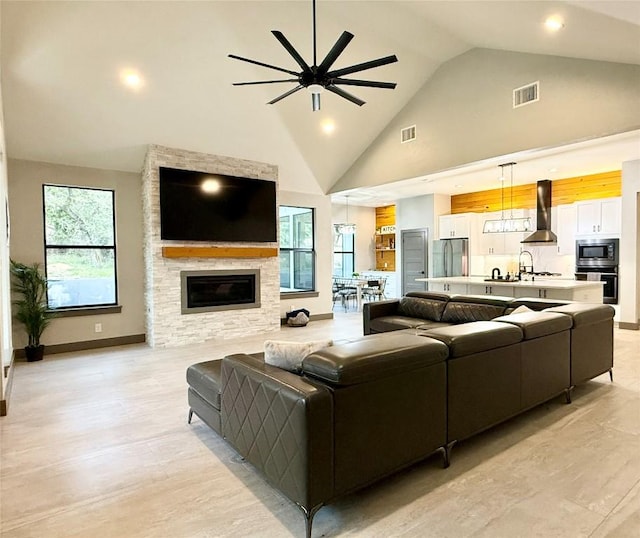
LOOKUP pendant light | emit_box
[483,162,532,233]
[334,195,356,234]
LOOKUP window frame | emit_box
[279,205,316,295]
[42,184,119,311]
[333,230,355,278]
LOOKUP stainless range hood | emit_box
[521,180,558,243]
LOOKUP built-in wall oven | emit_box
[575,238,619,304]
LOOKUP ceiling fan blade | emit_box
[331,78,396,89]
[228,54,300,76]
[325,85,365,107]
[272,31,311,73]
[317,31,354,74]
[233,79,300,86]
[327,55,398,78]
[268,85,304,105]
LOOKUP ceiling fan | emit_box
[229,0,398,111]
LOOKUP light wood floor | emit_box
[1,313,639,537]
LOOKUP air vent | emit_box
[513,81,539,108]
[400,125,416,143]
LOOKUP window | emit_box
[333,231,355,277]
[43,185,117,309]
[279,206,315,292]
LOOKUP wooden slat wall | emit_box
[451,170,621,214]
[375,205,395,228]
[375,205,396,271]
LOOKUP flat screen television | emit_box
[158,167,277,242]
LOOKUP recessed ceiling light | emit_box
[321,119,335,134]
[120,69,144,90]
[544,17,564,31]
[455,184,463,188]
[548,167,558,172]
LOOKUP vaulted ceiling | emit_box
[2,1,639,198]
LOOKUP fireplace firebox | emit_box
[181,270,260,314]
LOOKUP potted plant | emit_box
[10,259,55,361]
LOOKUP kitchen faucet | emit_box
[491,267,501,279]
[519,250,534,277]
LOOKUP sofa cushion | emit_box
[302,332,449,386]
[544,303,615,328]
[493,311,572,340]
[187,359,223,410]
[441,295,511,323]
[397,296,448,322]
[264,339,333,373]
[415,320,454,331]
[422,321,522,358]
[369,315,427,333]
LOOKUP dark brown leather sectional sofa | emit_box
[186,293,614,538]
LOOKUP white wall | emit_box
[333,49,640,193]
[331,203,376,273]
[0,70,12,412]
[620,160,640,329]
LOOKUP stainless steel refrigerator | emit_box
[432,238,469,277]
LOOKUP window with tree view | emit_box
[279,206,315,292]
[43,185,117,309]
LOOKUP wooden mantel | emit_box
[162,246,278,259]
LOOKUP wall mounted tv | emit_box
[158,167,277,242]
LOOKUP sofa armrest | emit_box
[363,299,400,335]
[221,354,334,511]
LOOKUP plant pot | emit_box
[25,345,45,362]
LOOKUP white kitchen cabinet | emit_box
[555,204,577,255]
[575,198,621,236]
[438,214,471,239]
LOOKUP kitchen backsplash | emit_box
[475,245,576,277]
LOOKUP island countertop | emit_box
[415,276,604,290]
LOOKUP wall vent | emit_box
[400,125,416,143]
[513,81,539,108]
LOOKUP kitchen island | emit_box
[416,276,604,302]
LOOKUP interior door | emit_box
[401,229,428,295]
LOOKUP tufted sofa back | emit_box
[398,294,449,322]
[441,295,512,323]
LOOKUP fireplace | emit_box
[181,270,260,314]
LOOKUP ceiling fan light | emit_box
[308,84,324,94]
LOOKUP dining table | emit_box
[333,277,370,312]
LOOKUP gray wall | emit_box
[7,159,145,347]
[333,48,640,192]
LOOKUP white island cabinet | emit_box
[467,283,515,297]
[429,282,468,294]
[416,277,604,303]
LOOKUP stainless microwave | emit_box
[576,238,619,267]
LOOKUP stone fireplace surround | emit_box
[142,145,280,347]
